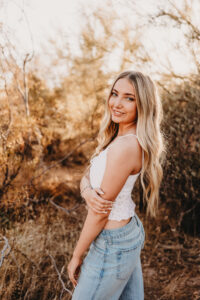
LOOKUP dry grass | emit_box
[141,206,200,300]
[0,198,87,300]
[0,165,199,300]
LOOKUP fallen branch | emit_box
[159,244,183,250]
[48,254,72,298]
[0,235,11,267]
[49,198,84,215]
[28,136,96,186]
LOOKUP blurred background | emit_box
[0,0,199,299]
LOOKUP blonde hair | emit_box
[90,71,166,218]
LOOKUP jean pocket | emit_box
[115,246,141,280]
[81,243,105,279]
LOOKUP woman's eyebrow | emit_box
[112,88,135,97]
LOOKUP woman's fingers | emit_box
[89,188,113,212]
[92,208,110,214]
[96,196,113,208]
[94,187,104,195]
[93,189,113,205]
[67,258,82,288]
[71,275,77,288]
[68,268,77,288]
[93,202,112,213]
[93,199,112,211]
[93,187,106,199]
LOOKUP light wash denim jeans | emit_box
[71,213,145,300]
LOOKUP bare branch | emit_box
[23,53,31,117]
[0,64,13,148]
[0,152,24,197]
[168,0,200,40]
[0,0,34,118]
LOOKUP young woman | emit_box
[67,71,165,299]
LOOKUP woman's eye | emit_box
[111,92,135,101]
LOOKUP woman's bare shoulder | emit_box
[108,135,141,157]
[107,135,142,171]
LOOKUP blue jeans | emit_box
[71,213,145,300]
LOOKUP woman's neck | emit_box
[117,124,137,136]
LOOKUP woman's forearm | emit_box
[72,209,108,259]
[74,165,109,258]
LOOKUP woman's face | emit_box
[108,78,137,124]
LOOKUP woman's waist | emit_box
[103,217,132,230]
[97,214,142,240]
[104,206,135,229]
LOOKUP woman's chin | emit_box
[111,116,121,123]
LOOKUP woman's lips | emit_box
[112,109,125,116]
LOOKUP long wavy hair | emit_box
[89,71,166,217]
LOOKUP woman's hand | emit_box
[67,255,83,288]
[83,187,113,214]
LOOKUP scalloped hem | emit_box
[108,212,135,222]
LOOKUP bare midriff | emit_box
[103,217,132,229]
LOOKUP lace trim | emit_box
[108,198,136,221]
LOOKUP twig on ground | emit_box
[0,235,11,267]
[48,254,72,297]
[159,244,183,250]
[49,198,84,214]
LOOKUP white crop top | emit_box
[89,133,144,221]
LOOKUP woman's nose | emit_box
[113,96,123,107]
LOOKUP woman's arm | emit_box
[72,208,110,259]
[80,165,113,213]
[68,208,110,287]
[73,137,142,258]
[68,137,141,286]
